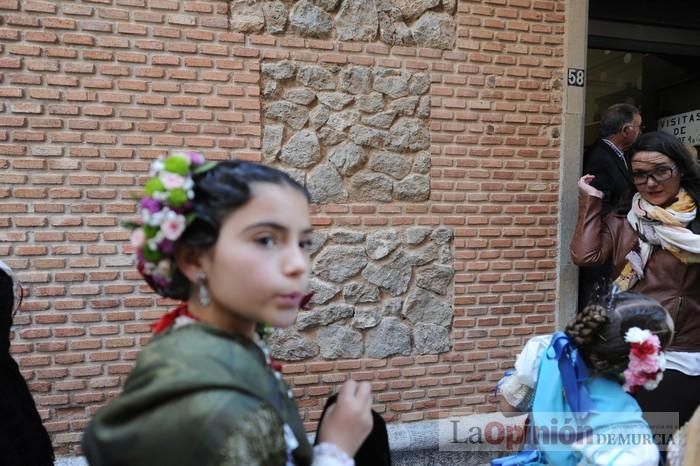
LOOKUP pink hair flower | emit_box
[160,172,186,190]
[187,151,205,165]
[622,327,666,393]
[161,211,186,241]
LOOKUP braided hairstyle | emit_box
[565,283,673,375]
[161,160,310,300]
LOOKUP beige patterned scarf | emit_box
[614,189,700,291]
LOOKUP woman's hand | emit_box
[578,175,604,198]
[317,379,373,458]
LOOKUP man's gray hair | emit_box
[599,103,639,138]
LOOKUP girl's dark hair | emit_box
[0,268,55,466]
[628,131,700,206]
[565,284,672,375]
[161,160,310,300]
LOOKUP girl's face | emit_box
[630,151,682,207]
[198,182,312,337]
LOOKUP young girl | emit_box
[0,260,55,466]
[496,286,674,465]
[82,153,373,466]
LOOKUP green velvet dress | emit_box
[82,322,312,466]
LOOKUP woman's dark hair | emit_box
[628,131,700,206]
[0,268,55,466]
[160,160,310,300]
[0,269,15,351]
[565,285,672,375]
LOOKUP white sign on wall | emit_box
[658,109,700,145]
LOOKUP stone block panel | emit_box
[262,61,431,203]
[230,0,456,49]
[269,227,454,361]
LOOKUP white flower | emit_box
[149,159,165,177]
[643,371,664,391]
[152,190,169,202]
[160,172,185,190]
[144,209,166,227]
[161,211,186,241]
[624,327,651,344]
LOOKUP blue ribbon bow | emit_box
[548,332,594,417]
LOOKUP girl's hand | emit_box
[578,175,604,198]
[317,379,373,458]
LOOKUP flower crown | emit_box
[128,151,216,294]
[622,327,666,393]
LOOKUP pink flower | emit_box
[630,340,658,358]
[161,212,186,241]
[160,172,185,190]
[130,228,146,248]
[622,368,647,393]
[631,354,661,373]
[623,327,665,393]
[187,151,205,164]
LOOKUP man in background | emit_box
[578,103,643,308]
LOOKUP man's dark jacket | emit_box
[582,138,633,215]
[578,138,633,308]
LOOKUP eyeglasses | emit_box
[631,165,677,186]
[625,124,645,131]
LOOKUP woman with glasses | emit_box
[0,260,55,466]
[571,131,700,453]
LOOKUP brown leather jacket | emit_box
[571,193,700,352]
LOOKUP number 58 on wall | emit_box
[567,68,585,87]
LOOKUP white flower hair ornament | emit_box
[127,151,216,294]
[622,327,666,393]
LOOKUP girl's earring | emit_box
[197,272,210,307]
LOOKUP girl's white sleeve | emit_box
[498,335,552,411]
[311,442,354,466]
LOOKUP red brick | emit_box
[43,17,76,29]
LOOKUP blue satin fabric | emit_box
[549,332,594,416]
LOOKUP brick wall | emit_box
[0,0,564,455]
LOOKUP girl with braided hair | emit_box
[495,286,673,465]
[82,153,373,466]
